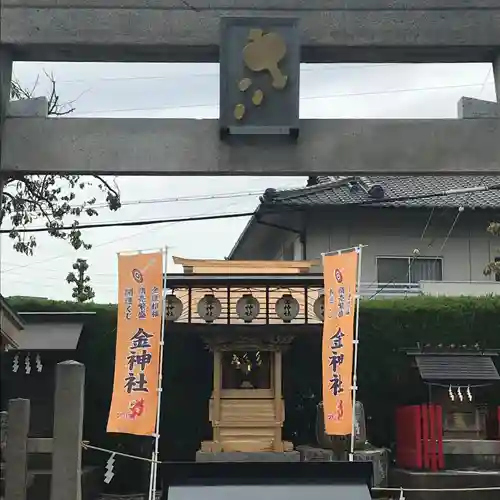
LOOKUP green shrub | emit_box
[8,295,500,492]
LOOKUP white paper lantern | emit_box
[236,294,260,323]
[165,294,183,322]
[313,294,325,321]
[275,294,299,322]
[197,294,222,323]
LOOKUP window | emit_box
[377,257,443,285]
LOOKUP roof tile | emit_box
[271,176,500,209]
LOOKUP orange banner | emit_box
[322,249,359,435]
[107,251,163,436]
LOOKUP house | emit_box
[228,175,500,297]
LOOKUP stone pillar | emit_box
[50,361,85,500]
[0,49,12,128]
[5,399,30,500]
[0,49,12,198]
[0,411,6,498]
[493,54,500,103]
[0,411,7,452]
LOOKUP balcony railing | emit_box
[419,280,500,297]
[358,281,500,299]
[359,282,421,299]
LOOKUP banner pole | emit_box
[321,246,360,258]
[148,246,168,500]
[349,245,363,462]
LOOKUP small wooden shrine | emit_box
[164,257,324,456]
[396,346,500,472]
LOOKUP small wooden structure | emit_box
[1,311,96,499]
[167,257,323,454]
[396,347,500,471]
[2,311,94,437]
[200,333,291,453]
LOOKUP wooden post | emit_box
[5,398,30,500]
[273,350,283,452]
[212,350,222,448]
[50,361,85,500]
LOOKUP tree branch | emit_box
[94,175,120,199]
[4,73,121,256]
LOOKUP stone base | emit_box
[25,466,101,500]
[196,451,301,462]
[353,448,389,488]
[391,468,500,500]
[296,445,336,462]
[295,445,388,487]
[442,439,500,471]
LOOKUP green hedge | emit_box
[7,295,500,492]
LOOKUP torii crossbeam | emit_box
[1,0,499,176]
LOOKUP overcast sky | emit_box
[0,62,496,303]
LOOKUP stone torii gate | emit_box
[1,0,500,177]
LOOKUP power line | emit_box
[94,190,263,208]
[12,180,304,216]
[3,183,499,235]
[74,82,493,116]
[19,186,294,214]
[1,210,257,234]
[366,206,436,299]
[369,210,458,301]
[0,198,247,274]
[4,276,117,290]
[86,185,301,209]
[3,266,117,279]
[357,183,500,206]
[54,63,402,85]
[1,223,169,275]
[366,179,495,299]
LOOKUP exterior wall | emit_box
[230,212,303,260]
[304,207,499,283]
[235,206,499,285]
[230,212,304,261]
[273,234,303,261]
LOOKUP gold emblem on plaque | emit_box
[233,28,288,120]
[243,29,288,90]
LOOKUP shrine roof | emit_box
[415,354,500,382]
[165,273,324,288]
[11,311,95,351]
